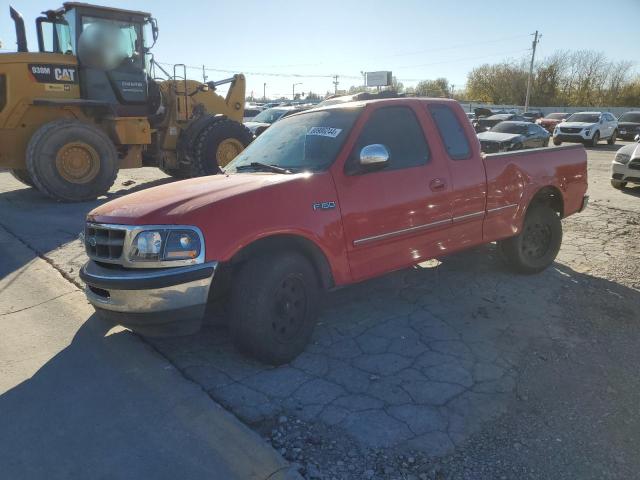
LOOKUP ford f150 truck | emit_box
[80,98,589,365]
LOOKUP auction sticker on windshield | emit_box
[307,127,342,138]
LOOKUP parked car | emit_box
[553,112,618,147]
[522,111,544,122]
[473,113,527,133]
[79,98,588,365]
[316,90,403,108]
[465,112,476,122]
[610,138,640,189]
[616,111,640,141]
[537,112,571,133]
[478,121,550,153]
[244,106,309,136]
[243,108,262,122]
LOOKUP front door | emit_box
[332,104,453,282]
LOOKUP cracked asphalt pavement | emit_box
[0,142,638,479]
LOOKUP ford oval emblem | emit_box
[88,237,97,247]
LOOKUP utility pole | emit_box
[524,30,540,113]
[202,65,207,83]
[263,82,266,101]
[333,75,339,94]
[292,82,302,100]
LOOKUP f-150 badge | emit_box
[312,201,336,211]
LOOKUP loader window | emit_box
[0,75,6,113]
[37,18,75,54]
[80,16,143,70]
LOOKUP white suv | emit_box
[553,112,618,147]
[611,139,640,189]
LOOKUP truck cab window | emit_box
[351,106,430,172]
[429,104,471,160]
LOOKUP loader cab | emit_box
[36,2,158,116]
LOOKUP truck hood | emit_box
[477,131,522,142]
[88,173,303,225]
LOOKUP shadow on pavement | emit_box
[0,176,175,277]
[0,313,284,480]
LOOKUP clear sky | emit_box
[1,0,638,99]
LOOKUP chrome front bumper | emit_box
[80,260,217,336]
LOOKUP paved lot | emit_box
[0,142,638,479]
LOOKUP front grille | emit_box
[85,225,126,261]
[480,141,500,153]
[560,127,582,134]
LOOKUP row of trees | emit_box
[340,50,639,107]
[465,50,640,107]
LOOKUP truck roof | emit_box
[312,97,459,112]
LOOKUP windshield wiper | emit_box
[236,162,293,174]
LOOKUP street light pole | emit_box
[263,82,266,101]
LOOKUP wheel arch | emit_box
[227,233,335,290]
[526,185,565,218]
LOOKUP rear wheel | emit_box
[230,252,320,365]
[553,138,562,146]
[611,179,627,190]
[498,205,562,274]
[9,169,34,187]
[589,131,600,147]
[190,119,253,176]
[607,130,617,145]
[26,120,118,202]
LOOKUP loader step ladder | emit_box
[173,63,189,121]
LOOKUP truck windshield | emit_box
[227,108,362,173]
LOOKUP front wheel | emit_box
[190,118,253,176]
[607,131,617,145]
[589,131,600,147]
[611,179,627,190]
[498,205,562,274]
[553,138,562,146]
[230,252,320,365]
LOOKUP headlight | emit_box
[615,153,631,165]
[584,129,591,136]
[130,228,202,263]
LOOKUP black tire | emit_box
[611,179,627,190]
[190,118,253,176]
[607,130,617,145]
[589,131,600,147]
[26,120,118,202]
[553,138,562,146]
[498,205,562,274]
[9,168,34,187]
[159,166,191,179]
[512,143,523,151]
[230,252,320,365]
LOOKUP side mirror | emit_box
[359,144,389,169]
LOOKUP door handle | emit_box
[429,178,446,191]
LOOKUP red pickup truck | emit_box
[80,98,588,364]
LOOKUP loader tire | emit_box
[159,166,191,179]
[191,118,253,176]
[9,169,34,187]
[26,120,118,202]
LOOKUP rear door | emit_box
[426,102,487,252]
[332,103,453,281]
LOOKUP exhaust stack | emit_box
[10,6,28,52]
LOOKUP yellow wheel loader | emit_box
[0,3,252,202]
